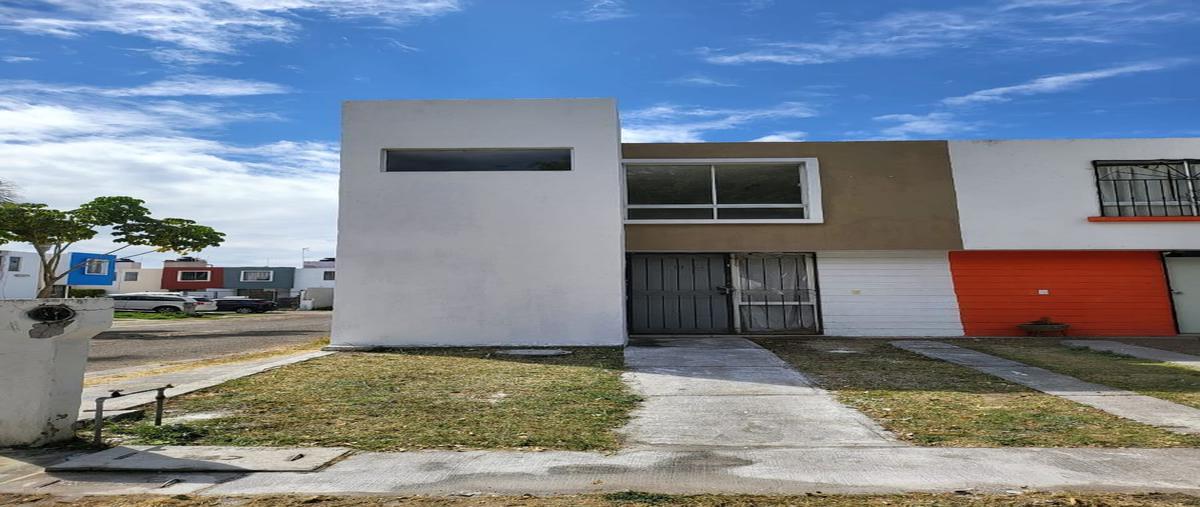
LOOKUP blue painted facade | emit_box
[65,252,117,286]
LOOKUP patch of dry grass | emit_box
[102,347,638,451]
[756,338,1200,448]
[3,492,1199,507]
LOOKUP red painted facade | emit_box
[160,267,224,291]
[949,251,1176,337]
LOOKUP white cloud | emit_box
[873,113,977,139]
[669,75,738,87]
[700,2,1194,66]
[2,56,37,63]
[750,131,807,142]
[622,102,816,143]
[559,0,632,22]
[943,61,1185,106]
[0,80,337,267]
[0,0,462,63]
[0,75,289,98]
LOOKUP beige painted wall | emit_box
[622,141,963,252]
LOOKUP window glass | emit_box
[626,165,712,205]
[715,165,804,204]
[7,256,20,272]
[1095,160,1199,217]
[241,270,273,281]
[84,259,108,275]
[627,208,714,220]
[124,271,139,281]
[180,271,209,281]
[717,208,807,219]
[385,149,571,172]
[323,271,336,281]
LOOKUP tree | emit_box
[0,196,225,298]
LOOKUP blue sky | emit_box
[0,0,1196,266]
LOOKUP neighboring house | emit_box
[160,257,225,295]
[222,266,296,301]
[295,258,335,310]
[0,250,40,299]
[331,98,1200,347]
[110,259,163,293]
[49,252,117,296]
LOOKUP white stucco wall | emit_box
[0,298,113,445]
[949,138,1200,250]
[817,251,964,337]
[110,268,163,293]
[333,99,627,347]
[0,251,41,299]
[295,267,336,290]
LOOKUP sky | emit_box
[0,0,1196,267]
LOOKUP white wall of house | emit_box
[333,99,627,347]
[949,138,1200,250]
[107,267,163,293]
[0,251,41,299]
[816,251,964,337]
[295,267,335,290]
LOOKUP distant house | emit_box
[0,250,40,299]
[110,259,163,293]
[47,252,117,296]
[160,257,225,296]
[295,258,335,309]
[222,266,296,301]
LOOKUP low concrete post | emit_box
[0,298,113,446]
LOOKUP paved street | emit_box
[87,312,332,373]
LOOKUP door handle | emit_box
[1173,290,1185,295]
[716,286,734,295]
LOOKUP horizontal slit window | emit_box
[384,148,572,172]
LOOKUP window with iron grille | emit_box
[1094,160,1200,217]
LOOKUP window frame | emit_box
[83,258,109,275]
[621,158,824,224]
[240,270,274,282]
[322,271,335,281]
[1092,159,1200,218]
[7,256,20,272]
[123,271,139,282]
[177,270,211,282]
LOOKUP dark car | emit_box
[215,298,277,314]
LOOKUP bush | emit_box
[69,288,108,298]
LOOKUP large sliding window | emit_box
[624,159,821,222]
[1094,160,1200,217]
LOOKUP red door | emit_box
[949,251,1176,336]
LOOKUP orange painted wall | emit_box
[949,251,1176,336]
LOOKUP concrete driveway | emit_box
[87,312,331,373]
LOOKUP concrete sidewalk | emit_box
[4,447,1199,496]
[621,337,898,448]
[893,340,1200,434]
[79,350,331,422]
[1064,340,1200,370]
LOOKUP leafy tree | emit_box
[0,196,225,298]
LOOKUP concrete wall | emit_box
[949,138,1200,250]
[0,251,41,299]
[0,298,113,445]
[295,267,336,290]
[111,267,163,293]
[623,141,963,252]
[334,99,626,347]
[816,251,964,337]
[63,253,116,287]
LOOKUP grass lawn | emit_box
[756,338,1200,447]
[1106,337,1200,356]
[4,493,1199,506]
[101,348,638,451]
[114,311,207,320]
[955,338,1200,410]
[83,337,330,387]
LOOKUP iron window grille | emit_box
[1094,160,1200,217]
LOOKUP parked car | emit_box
[111,294,199,313]
[215,298,277,314]
[114,292,218,312]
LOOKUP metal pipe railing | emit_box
[92,384,172,446]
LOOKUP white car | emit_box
[117,292,218,312]
[111,293,203,313]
